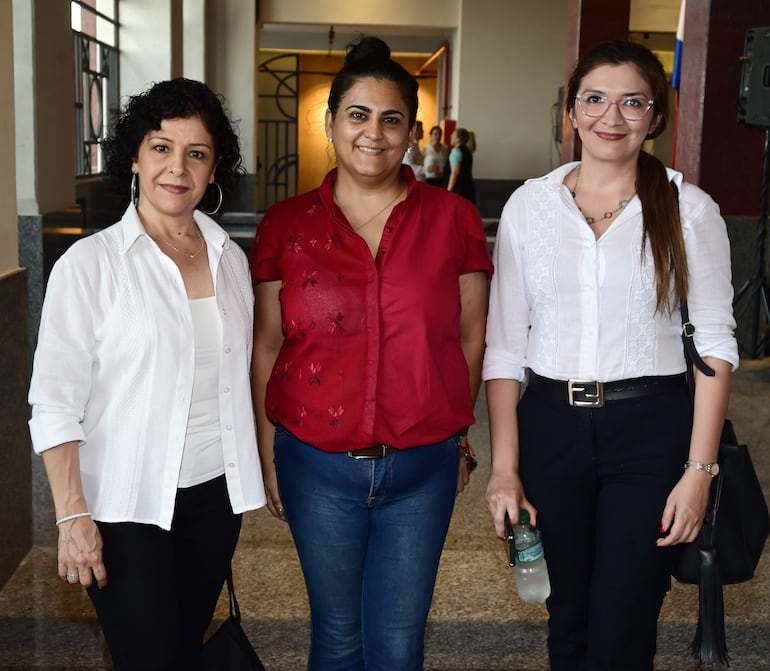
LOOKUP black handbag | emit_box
[200,567,267,671]
[673,300,770,666]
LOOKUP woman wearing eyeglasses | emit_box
[484,41,737,670]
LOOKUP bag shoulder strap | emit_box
[672,179,716,380]
[226,565,241,622]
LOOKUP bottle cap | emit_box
[519,509,530,525]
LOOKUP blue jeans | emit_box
[274,426,460,671]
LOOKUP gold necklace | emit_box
[337,185,406,231]
[571,168,634,225]
[164,225,205,259]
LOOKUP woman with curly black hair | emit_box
[28,78,265,670]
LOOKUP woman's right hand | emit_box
[262,465,286,523]
[57,516,107,589]
[485,470,535,540]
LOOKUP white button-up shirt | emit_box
[29,205,265,529]
[483,163,738,383]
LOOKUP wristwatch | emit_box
[684,460,720,477]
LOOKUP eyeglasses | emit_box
[575,93,655,121]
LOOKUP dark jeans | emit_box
[518,386,692,671]
[87,475,242,671]
[274,426,460,671]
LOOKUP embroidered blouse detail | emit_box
[251,167,493,452]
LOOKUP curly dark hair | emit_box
[102,78,244,212]
[328,36,419,127]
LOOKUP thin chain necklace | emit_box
[571,168,634,225]
[336,185,406,231]
[164,225,205,260]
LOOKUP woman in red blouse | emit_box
[250,36,492,671]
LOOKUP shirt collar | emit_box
[118,203,228,254]
[319,165,418,209]
[532,160,685,191]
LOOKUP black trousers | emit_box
[87,475,242,671]
[517,385,692,671]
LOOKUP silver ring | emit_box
[66,572,79,581]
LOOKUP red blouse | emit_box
[250,167,493,452]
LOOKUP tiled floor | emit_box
[1,361,769,670]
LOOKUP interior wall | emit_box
[294,54,438,196]
[206,0,258,173]
[183,0,206,81]
[12,0,35,216]
[455,0,569,181]
[120,0,173,99]
[1,0,31,591]
[1,0,18,273]
[259,0,460,28]
[31,0,75,213]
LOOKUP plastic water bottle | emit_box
[506,509,551,604]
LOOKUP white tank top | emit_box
[178,297,225,488]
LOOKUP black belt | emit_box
[347,444,398,459]
[526,370,687,408]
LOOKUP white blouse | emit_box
[483,162,738,384]
[29,205,266,529]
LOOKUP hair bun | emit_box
[345,36,391,66]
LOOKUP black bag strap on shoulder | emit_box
[671,179,716,388]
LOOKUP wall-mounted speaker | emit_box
[738,26,770,128]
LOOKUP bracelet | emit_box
[460,439,478,473]
[55,512,91,526]
[684,460,720,478]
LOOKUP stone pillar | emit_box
[675,0,768,216]
[206,0,258,174]
[14,0,76,549]
[560,0,631,163]
[1,0,32,589]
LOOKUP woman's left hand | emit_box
[656,469,713,546]
[58,516,107,588]
[456,434,476,494]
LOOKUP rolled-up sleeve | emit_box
[483,191,529,383]
[680,183,739,370]
[28,253,95,452]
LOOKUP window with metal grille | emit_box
[71,0,119,176]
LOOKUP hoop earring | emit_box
[130,173,139,207]
[201,182,223,216]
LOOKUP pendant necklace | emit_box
[571,168,634,225]
[337,185,406,231]
[164,225,205,260]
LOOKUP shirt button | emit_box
[224,387,230,394]
[227,462,235,468]
[378,250,384,256]
[224,347,231,354]
[385,226,393,233]
[226,424,233,431]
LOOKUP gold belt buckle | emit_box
[567,379,605,407]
